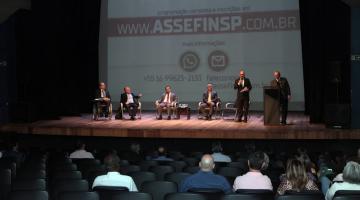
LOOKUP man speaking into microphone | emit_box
[234,70,252,123]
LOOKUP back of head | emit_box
[248,151,265,171]
[286,159,308,191]
[343,161,360,184]
[211,142,223,153]
[199,154,215,172]
[104,153,120,172]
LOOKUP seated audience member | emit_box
[211,142,231,163]
[95,82,111,117]
[180,154,231,194]
[277,159,319,195]
[92,153,138,191]
[119,86,141,120]
[156,85,177,120]
[2,141,25,163]
[69,142,94,159]
[233,151,273,191]
[152,146,174,161]
[325,161,360,200]
[122,142,143,164]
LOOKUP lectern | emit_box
[263,86,280,125]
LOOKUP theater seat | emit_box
[141,181,177,200]
[333,190,360,200]
[276,190,324,200]
[111,192,152,200]
[165,192,207,200]
[8,191,48,200]
[58,191,99,200]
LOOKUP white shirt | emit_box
[233,171,273,191]
[208,92,212,102]
[92,172,138,191]
[325,181,360,200]
[69,149,94,159]
[165,92,172,103]
[211,153,232,163]
[126,93,134,104]
[101,89,105,98]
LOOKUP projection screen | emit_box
[99,0,305,110]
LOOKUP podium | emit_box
[263,86,280,125]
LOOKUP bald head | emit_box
[199,154,215,172]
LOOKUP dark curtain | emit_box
[9,0,100,122]
[300,0,351,123]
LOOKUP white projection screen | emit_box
[99,0,305,110]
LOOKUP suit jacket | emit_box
[202,91,219,104]
[270,77,291,99]
[159,92,177,104]
[234,77,252,98]
[95,89,111,101]
[121,93,140,106]
[234,77,252,107]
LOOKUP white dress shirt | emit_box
[69,149,94,159]
[211,153,232,163]
[165,92,172,103]
[92,172,138,191]
[126,93,134,104]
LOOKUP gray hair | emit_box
[343,161,360,184]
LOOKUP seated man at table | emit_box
[200,83,219,120]
[180,154,231,194]
[119,86,141,120]
[94,82,111,117]
[156,85,177,120]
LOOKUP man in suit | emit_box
[234,70,252,122]
[270,71,291,125]
[200,83,219,120]
[156,85,177,120]
[95,82,111,118]
[119,86,141,120]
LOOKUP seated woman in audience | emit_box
[277,159,319,195]
[325,161,360,200]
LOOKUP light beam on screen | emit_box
[99,0,304,111]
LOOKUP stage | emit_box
[0,112,359,140]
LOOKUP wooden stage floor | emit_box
[1,112,359,140]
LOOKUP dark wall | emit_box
[351,7,360,128]
[9,0,101,122]
[300,0,351,123]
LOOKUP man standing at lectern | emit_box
[234,70,252,123]
[270,71,291,125]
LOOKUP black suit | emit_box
[270,77,291,124]
[200,91,219,117]
[234,77,252,121]
[119,93,140,118]
[94,89,111,116]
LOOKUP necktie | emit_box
[166,93,170,103]
[208,92,211,102]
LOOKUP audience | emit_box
[233,151,273,191]
[92,153,138,191]
[2,141,25,163]
[151,146,174,161]
[211,142,231,163]
[325,161,360,200]
[277,159,319,195]
[122,142,143,164]
[69,142,94,159]
[180,154,232,194]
